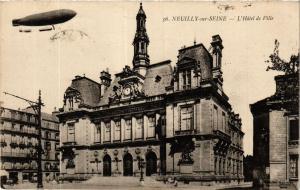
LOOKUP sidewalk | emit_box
[4,178,252,190]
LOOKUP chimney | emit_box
[211,35,224,84]
[100,69,112,96]
[74,75,81,79]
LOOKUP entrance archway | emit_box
[146,151,157,176]
[103,154,111,176]
[123,153,133,176]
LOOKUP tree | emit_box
[266,39,299,74]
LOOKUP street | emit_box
[4,176,253,190]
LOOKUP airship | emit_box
[12,9,76,32]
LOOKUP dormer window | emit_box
[181,69,191,90]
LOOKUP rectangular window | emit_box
[45,141,51,151]
[124,119,132,140]
[213,105,218,130]
[180,106,193,131]
[290,155,298,178]
[187,70,191,89]
[148,115,156,138]
[55,153,59,160]
[182,71,186,90]
[20,125,24,132]
[55,142,59,150]
[222,112,226,132]
[104,122,111,142]
[12,123,15,130]
[160,114,166,137]
[181,70,192,90]
[45,131,50,139]
[11,111,15,119]
[67,123,75,142]
[55,132,59,139]
[94,124,101,143]
[289,119,299,141]
[114,120,121,141]
[135,117,144,139]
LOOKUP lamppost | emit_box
[113,150,119,175]
[4,91,44,188]
[137,156,145,185]
[94,151,99,174]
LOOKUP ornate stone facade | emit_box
[57,3,244,184]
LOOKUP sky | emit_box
[0,1,299,155]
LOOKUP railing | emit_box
[63,141,77,146]
[0,125,38,135]
[1,114,37,124]
[175,129,195,136]
[288,140,299,146]
[213,129,231,141]
[1,152,28,157]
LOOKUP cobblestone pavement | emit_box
[5,177,253,190]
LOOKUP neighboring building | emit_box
[243,155,253,182]
[37,111,60,181]
[0,107,59,183]
[250,73,299,188]
[57,3,244,184]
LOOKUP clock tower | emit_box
[132,3,150,76]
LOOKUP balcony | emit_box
[0,152,28,158]
[288,140,299,149]
[1,114,37,125]
[62,141,77,146]
[289,140,299,145]
[213,130,231,141]
[0,125,38,136]
[175,129,195,136]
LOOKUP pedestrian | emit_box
[0,176,6,189]
[173,177,178,187]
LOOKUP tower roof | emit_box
[137,3,146,17]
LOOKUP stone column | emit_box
[219,157,223,175]
[155,113,160,139]
[110,120,113,143]
[100,121,104,144]
[216,155,219,175]
[132,117,136,141]
[143,115,148,140]
[18,172,23,183]
[121,118,125,142]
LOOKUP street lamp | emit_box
[94,151,99,173]
[113,149,119,175]
[137,156,145,185]
[4,91,44,188]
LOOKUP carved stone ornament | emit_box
[109,82,146,104]
[147,146,152,152]
[103,148,108,155]
[135,148,141,155]
[123,147,129,154]
[113,149,119,156]
[94,151,99,157]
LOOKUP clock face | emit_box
[123,86,131,96]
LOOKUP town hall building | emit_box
[56,3,244,184]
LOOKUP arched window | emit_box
[146,151,157,176]
[103,154,111,176]
[123,153,133,176]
